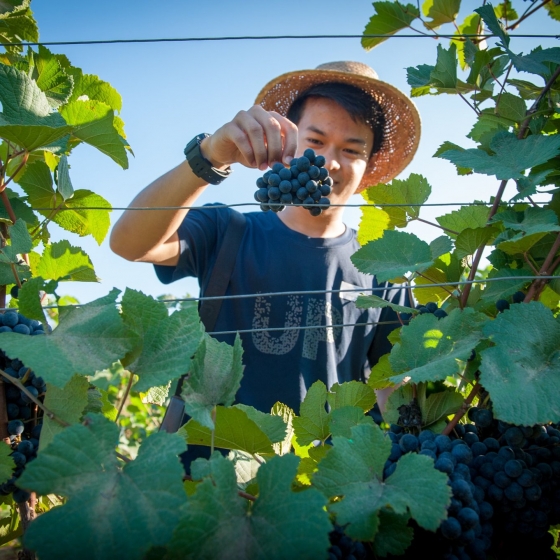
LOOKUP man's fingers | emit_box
[272,111,298,165]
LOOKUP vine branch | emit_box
[116,371,135,421]
[416,217,460,236]
[524,231,560,302]
[506,0,551,30]
[442,381,482,435]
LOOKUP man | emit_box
[110,61,420,414]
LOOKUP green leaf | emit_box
[0,122,72,152]
[140,383,170,406]
[436,205,491,238]
[32,45,74,108]
[234,404,287,444]
[39,375,90,453]
[468,114,509,149]
[480,302,560,425]
[67,73,122,112]
[384,384,415,426]
[120,288,204,394]
[431,43,458,89]
[271,402,295,456]
[367,354,396,390]
[21,414,187,560]
[373,510,413,557]
[430,235,453,261]
[0,7,37,51]
[329,406,374,438]
[326,381,376,412]
[181,333,243,429]
[356,293,416,315]
[423,389,464,426]
[0,441,14,484]
[0,186,37,226]
[495,92,527,123]
[362,174,432,228]
[0,290,136,387]
[167,453,331,560]
[292,380,330,446]
[0,261,28,285]
[422,0,460,29]
[59,99,129,169]
[389,308,488,383]
[455,226,496,259]
[17,159,55,207]
[497,231,547,255]
[181,406,275,454]
[351,231,434,282]
[481,267,531,302]
[0,219,31,263]
[55,155,73,200]
[491,206,560,236]
[451,14,480,70]
[17,276,46,323]
[362,1,419,50]
[433,141,472,174]
[412,265,451,305]
[437,132,560,180]
[357,205,390,245]
[36,240,97,282]
[494,0,518,21]
[475,3,509,48]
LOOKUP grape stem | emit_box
[210,406,216,454]
[17,492,37,560]
[523,231,560,302]
[115,371,135,421]
[415,217,460,236]
[442,381,481,436]
[414,271,456,299]
[506,0,551,31]
[0,368,70,427]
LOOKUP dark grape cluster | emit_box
[253,148,333,216]
[496,290,525,313]
[0,312,48,503]
[328,524,368,560]
[416,301,448,319]
[383,408,560,559]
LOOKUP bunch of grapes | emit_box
[0,311,47,504]
[496,291,525,313]
[416,301,448,319]
[328,524,368,560]
[253,148,333,216]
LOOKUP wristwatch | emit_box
[184,133,232,185]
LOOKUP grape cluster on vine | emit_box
[0,312,47,504]
[253,148,333,215]
[416,301,448,319]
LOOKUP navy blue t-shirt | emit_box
[155,205,406,413]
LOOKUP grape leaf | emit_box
[356,293,416,315]
[433,141,472,174]
[351,231,434,282]
[389,308,488,384]
[494,0,518,22]
[413,265,451,305]
[140,383,170,406]
[367,354,396,390]
[454,226,497,259]
[362,1,419,50]
[497,231,547,255]
[475,3,509,48]
[326,381,376,412]
[32,45,74,108]
[39,375,89,453]
[481,267,531,302]
[451,14,480,70]
[437,132,560,180]
[422,0,460,29]
[357,204,390,245]
[20,414,187,560]
[17,160,55,207]
[490,206,560,236]
[0,441,14,484]
[0,289,137,387]
[292,380,330,446]
[234,404,287,444]
[271,402,295,456]
[55,155,73,200]
[362,173,431,228]
[120,288,204,394]
[480,302,560,425]
[430,235,453,261]
[431,43,458,89]
[181,406,275,454]
[436,205,490,238]
[384,384,415,426]
[468,114,509,149]
[167,453,331,560]
[59,99,129,169]
[0,219,31,264]
[36,240,97,282]
[181,333,243,429]
[373,510,413,557]
[329,406,374,438]
[17,276,46,323]
[422,389,464,426]
[495,92,527,123]
[67,72,122,112]
[313,424,450,540]
[0,122,72,152]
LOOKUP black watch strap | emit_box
[184,133,232,185]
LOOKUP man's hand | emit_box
[201,105,298,171]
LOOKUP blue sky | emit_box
[28,0,559,303]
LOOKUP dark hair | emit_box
[286,82,385,157]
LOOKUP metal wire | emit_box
[3,33,558,48]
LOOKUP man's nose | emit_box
[323,148,341,173]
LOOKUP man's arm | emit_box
[110,106,298,265]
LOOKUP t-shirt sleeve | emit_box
[153,204,230,285]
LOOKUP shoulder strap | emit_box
[199,209,246,333]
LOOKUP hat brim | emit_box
[255,68,421,193]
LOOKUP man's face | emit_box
[295,97,374,205]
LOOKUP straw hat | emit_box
[255,61,421,193]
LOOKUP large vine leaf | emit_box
[181,333,243,429]
[181,406,275,455]
[234,404,287,444]
[490,206,560,236]
[31,45,74,108]
[313,424,450,540]
[0,442,14,484]
[436,205,490,239]
[422,0,460,29]
[0,122,72,152]
[356,293,417,315]
[55,155,73,200]
[59,99,129,169]
[373,510,413,557]
[36,240,97,282]
[329,406,374,438]
[0,218,31,263]
[20,414,187,560]
[326,381,376,412]
[454,226,497,259]
[351,230,434,282]
[0,289,137,387]
[362,1,419,50]
[39,375,90,452]
[481,268,531,302]
[480,301,560,425]
[357,205,390,245]
[67,72,122,112]
[292,380,330,446]
[389,308,488,384]
[120,289,204,394]
[422,389,465,426]
[166,453,331,560]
